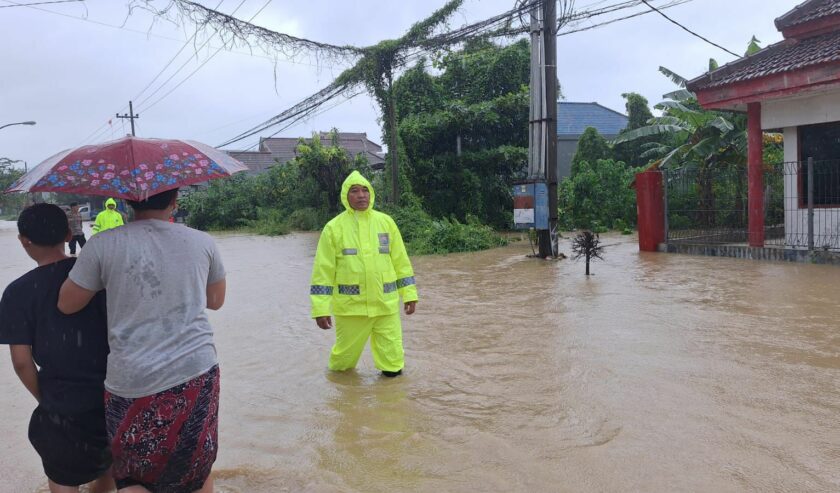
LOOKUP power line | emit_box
[217,0,545,148]
[241,91,363,152]
[140,0,364,60]
[137,0,274,115]
[129,0,226,105]
[180,0,693,151]
[0,0,83,8]
[11,0,322,65]
[559,0,691,35]
[639,0,738,57]
[134,0,251,111]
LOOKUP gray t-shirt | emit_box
[69,219,225,398]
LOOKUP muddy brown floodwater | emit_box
[1,221,839,492]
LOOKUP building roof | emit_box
[258,137,300,168]
[687,30,840,92]
[224,132,386,176]
[225,150,275,176]
[775,0,840,31]
[261,132,386,169]
[556,102,628,137]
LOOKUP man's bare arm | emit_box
[58,278,97,314]
[10,345,39,402]
[207,279,226,310]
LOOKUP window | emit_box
[798,121,840,207]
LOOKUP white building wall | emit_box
[762,91,840,129]
[778,119,840,249]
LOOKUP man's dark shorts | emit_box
[106,365,220,492]
[28,405,112,487]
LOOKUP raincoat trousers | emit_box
[92,198,124,235]
[310,171,418,372]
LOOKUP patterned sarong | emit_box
[105,366,220,492]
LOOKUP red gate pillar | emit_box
[747,102,765,247]
[634,170,664,252]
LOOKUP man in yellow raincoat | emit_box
[92,198,124,235]
[310,171,418,377]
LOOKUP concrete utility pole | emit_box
[528,0,559,258]
[542,0,558,258]
[116,101,140,137]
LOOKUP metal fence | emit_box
[664,164,750,244]
[663,159,840,251]
[766,159,840,251]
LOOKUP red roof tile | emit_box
[775,0,840,30]
[687,30,840,91]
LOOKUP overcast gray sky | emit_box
[1,0,796,168]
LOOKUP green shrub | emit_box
[288,207,328,231]
[242,208,290,236]
[379,196,506,255]
[409,216,507,255]
[558,158,640,231]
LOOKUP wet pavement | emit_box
[1,222,838,492]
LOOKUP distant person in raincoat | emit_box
[310,171,418,377]
[91,198,124,235]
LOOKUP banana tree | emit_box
[613,67,747,227]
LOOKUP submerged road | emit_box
[1,222,838,492]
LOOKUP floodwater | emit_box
[1,221,839,492]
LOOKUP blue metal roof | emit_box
[556,102,629,137]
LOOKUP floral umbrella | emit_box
[7,136,249,201]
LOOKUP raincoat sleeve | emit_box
[115,212,125,227]
[91,212,104,235]
[310,224,337,318]
[389,219,418,303]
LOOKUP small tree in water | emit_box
[571,230,604,275]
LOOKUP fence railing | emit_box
[663,164,749,244]
[765,159,840,251]
[663,159,840,252]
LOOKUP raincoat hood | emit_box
[105,198,117,209]
[340,171,375,212]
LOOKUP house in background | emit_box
[556,102,629,180]
[686,0,840,253]
[225,132,386,176]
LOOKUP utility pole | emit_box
[543,0,558,258]
[116,101,140,137]
[543,0,557,256]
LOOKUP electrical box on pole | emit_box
[513,181,549,230]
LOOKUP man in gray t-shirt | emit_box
[58,188,226,492]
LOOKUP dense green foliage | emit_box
[0,159,26,219]
[180,132,358,233]
[571,127,611,175]
[378,195,507,255]
[179,130,507,253]
[394,40,531,229]
[559,158,640,232]
[185,42,795,250]
[612,93,660,167]
[614,65,783,233]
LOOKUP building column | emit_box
[747,102,764,247]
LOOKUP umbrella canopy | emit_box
[7,136,249,201]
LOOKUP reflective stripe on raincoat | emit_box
[91,198,124,235]
[310,171,418,318]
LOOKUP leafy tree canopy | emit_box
[392,40,532,228]
[572,127,611,175]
